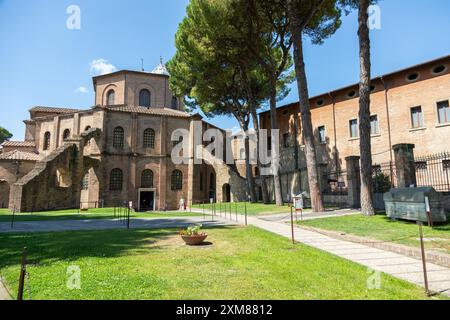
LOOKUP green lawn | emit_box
[0,226,439,300]
[299,214,450,254]
[192,202,302,216]
[0,208,200,222]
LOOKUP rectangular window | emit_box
[410,106,423,128]
[415,161,427,171]
[267,136,272,151]
[283,133,290,148]
[370,115,379,135]
[318,126,326,143]
[443,160,450,171]
[349,119,359,138]
[437,100,450,124]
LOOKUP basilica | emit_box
[0,61,247,212]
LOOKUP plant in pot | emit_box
[180,224,208,245]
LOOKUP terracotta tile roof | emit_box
[0,150,40,161]
[30,106,81,114]
[1,141,36,147]
[104,105,192,118]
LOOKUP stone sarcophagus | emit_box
[384,187,449,222]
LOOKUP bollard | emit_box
[11,206,16,229]
[17,247,27,300]
[244,201,247,226]
[290,206,295,244]
[418,222,431,296]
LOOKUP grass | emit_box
[0,208,201,222]
[299,214,450,254]
[0,226,440,300]
[192,202,302,216]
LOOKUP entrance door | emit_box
[139,191,155,211]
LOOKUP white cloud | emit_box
[75,86,88,94]
[89,59,117,76]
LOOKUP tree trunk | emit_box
[358,0,375,216]
[289,6,324,212]
[243,121,257,203]
[269,82,283,206]
[251,105,269,204]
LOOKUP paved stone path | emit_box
[0,216,234,234]
[197,209,450,296]
[0,277,11,300]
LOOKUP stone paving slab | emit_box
[0,278,11,300]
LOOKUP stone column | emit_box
[346,156,361,208]
[393,143,416,188]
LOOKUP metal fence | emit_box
[372,161,396,193]
[415,152,450,193]
[323,170,348,196]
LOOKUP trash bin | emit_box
[384,187,449,222]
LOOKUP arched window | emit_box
[110,169,123,191]
[106,89,115,105]
[113,127,124,148]
[143,129,155,148]
[63,129,71,141]
[43,132,51,150]
[171,170,183,191]
[81,172,89,190]
[173,135,183,147]
[139,89,151,108]
[141,169,154,188]
[171,96,178,109]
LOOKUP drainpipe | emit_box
[328,92,338,172]
[380,76,393,165]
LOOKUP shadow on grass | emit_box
[0,225,237,269]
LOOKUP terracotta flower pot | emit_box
[181,233,208,246]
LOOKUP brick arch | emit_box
[101,84,118,106]
[134,83,156,107]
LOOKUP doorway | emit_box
[222,183,231,203]
[139,189,155,211]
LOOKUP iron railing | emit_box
[415,152,450,193]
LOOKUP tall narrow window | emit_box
[139,89,151,108]
[110,169,123,191]
[349,119,359,138]
[81,172,89,190]
[437,100,450,124]
[143,128,155,148]
[370,115,379,135]
[141,169,154,188]
[62,129,71,141]
[43,132,51,150]
[318,126,326,143]
[171,96,178,109]
[107,89,115,105]
[411,106,423,128]
[267,136,272,151]
[171,170,183,190]
[283,133,290,148]
[113,127,124,148]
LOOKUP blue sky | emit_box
[0,0,449,140]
